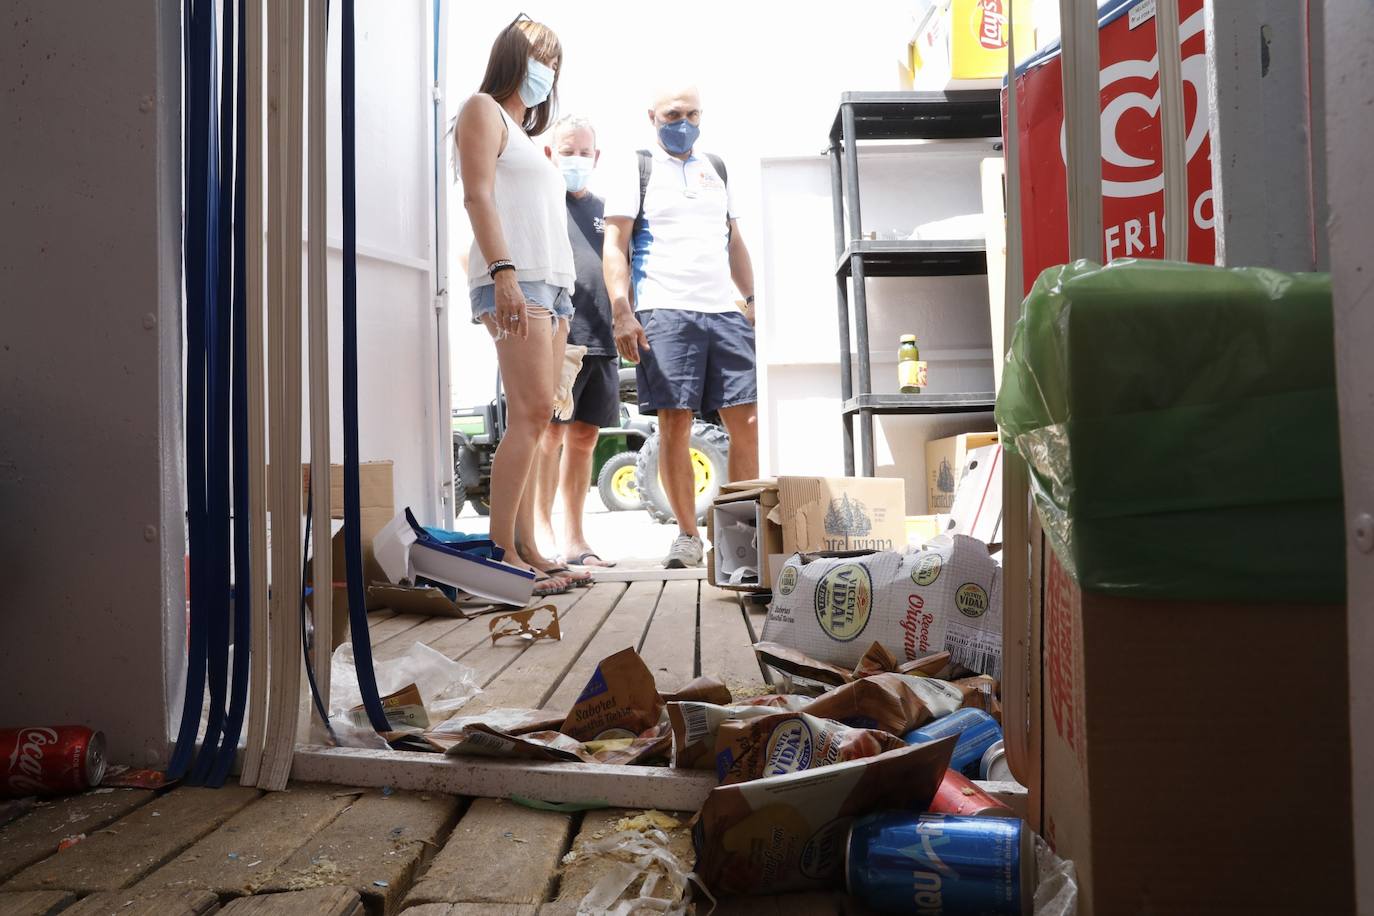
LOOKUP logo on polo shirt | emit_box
[593,216,605,234]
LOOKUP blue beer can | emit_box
[902,708,1002,777]
[846,812,1033,915]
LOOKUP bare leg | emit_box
[483,315,568,586]
[560,420,610,565]
[533,422,564,556]
[656,408,700,538]
[718,403,759,482]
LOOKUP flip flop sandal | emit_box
[565,552,617,569]
[532,575,572,597]
[545,565,594,588]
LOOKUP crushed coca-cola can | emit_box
[1,726,106,798]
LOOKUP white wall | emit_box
[317,1,440,522]
[0,1,183,766]
[757,150,998,514]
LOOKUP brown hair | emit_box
[478,17,562,137]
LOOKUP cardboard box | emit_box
[1028,541,1353,913]
[708,476,906,591]
[910,0,1035,91]
[925,431,998,513]
[707,483,782,592]
[296,461,395,649]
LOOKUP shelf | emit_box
[842,392,996,416]
[836,239,987,277]
[830,91,1004,143]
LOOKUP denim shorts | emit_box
[469,280,574,325]
[634,308,757,415]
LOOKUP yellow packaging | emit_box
[911,0,1035,89]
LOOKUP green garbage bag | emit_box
[996,259,1345,602]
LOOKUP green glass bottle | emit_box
[898,334,925,394]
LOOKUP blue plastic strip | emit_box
[168,0,215,782]
[210,0,253,787]
[300,484,335,734]
[191,0,235,785]
[341,0,392,734]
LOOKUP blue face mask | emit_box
[558,155,595,193]
[657,119,700,155]
[519,57,555,108]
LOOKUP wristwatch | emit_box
[744,295,755,306]
[488,259,515,280]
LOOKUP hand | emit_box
[494,272,528,340]
[613,305,650,364]
[742,300,756,327]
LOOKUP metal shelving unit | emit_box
[829,90,1001,476]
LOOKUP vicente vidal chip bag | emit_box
[762,535,1004,678]
[714,711,906,785]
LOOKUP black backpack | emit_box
[633,149,733,246]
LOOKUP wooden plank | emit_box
[698,585,770,699]
[0,891,74,916]
[460,583,628,716]
[59,887,220,916]
[713,893,846,916]
[542,581,661,712]
[3,786,260,894]
[292,747,717,811]
[458,588,590,689]
[543,808,694,914]
[403,798,572,908]
[364,612,430,647]
[136,784,361,897]
[589,566,705,582]
[0,789,154,881]
[637,579,698,693]
[412,906,537,916]
[219,886,362,915]
[257,788,459,913]
[371,614,469,662]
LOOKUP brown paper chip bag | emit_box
[713,711,906,785]
[561,647,665,742]
[663,676,733,706]
[802,672,962,734]
[667,702,781,770]
[694,736,956,896]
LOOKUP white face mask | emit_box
[558,155,595,193]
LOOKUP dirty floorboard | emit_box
[0,582,870,914]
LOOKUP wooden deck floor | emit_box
[0,581,884,915]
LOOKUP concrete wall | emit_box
[757,149,999,514]
[0,1,183,766]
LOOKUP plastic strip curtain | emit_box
[342,0,392,733]
[170,0,242,787]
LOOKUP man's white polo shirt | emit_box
[603,144,738,314]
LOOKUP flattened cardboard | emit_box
[776,476,906,555]
[925,432,998,513]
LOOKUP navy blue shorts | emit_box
[554,354,620,428]
[634,309,757,416]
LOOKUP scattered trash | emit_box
[151,811,161,817]
[329,641,480,749]
[347,685,431,733]
[488,604,561,645]
[928,769,1016,818]
[764,536,1004,678]
[0,726,107,798]
[847,812,1033,914]
[902,708,1003,777]
[571,815,709,916]
[381,786,394,797]
[714,711,907,785]
[227,852,240,860]
[246,860,262,868]
[373,880,389,888]
[1034,833,1080,916]
[57,833,85,852]
[509,796,609,813]
[100,766,172,790]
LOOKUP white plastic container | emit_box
[373,510,535,606]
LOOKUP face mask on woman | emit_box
[657,119,700,155]
[520,57,556,108]
[558,155,594,193]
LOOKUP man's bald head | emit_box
[648,83,703,159]
[650,83,701,111]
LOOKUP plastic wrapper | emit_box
[693,737,956,896]
[329,642,481,749]
[561,647,665,742]
[713,711,906,785]
[996,258,1344,601]
[763,537,1003,678]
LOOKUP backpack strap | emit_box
[705,152,734,244]
[632,148,653,245]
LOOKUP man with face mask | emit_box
[603,84,758,568]
[531,115,618,569]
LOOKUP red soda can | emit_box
[1,726,106,798]
[927,768,1016,818]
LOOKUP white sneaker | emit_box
[664,534,704,569]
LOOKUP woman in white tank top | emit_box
[456,18,583,594]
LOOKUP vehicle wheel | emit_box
[452,478,467,518]
[597,451,643,512]
[474,496,491,516]
[635,422,730,525]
